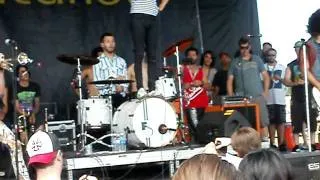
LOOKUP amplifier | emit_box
[48,120,76,152]
[284,151,320,180]
[222,96,249,104]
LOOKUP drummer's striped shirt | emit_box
[93,54,128,95]
[130,0,159,16]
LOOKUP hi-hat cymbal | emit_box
[89,79,134,85]
[57,54,99,66]
[163,38,193,58]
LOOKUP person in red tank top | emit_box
[183,47,209,143]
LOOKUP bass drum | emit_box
[113,97,177,148]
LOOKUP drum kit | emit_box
[57,38,194,152]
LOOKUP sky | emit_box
[257,0,320,65]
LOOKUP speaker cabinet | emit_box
[285,151,320,180]
[196,110,251,144]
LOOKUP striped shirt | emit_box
[130,0,159,16]
[93,54,128,95]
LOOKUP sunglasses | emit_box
[267,54,276,57]
[240,46,249,50]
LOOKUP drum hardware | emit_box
[57,54,100,151]
[88,79,134,85]
[81,133,118,151]
[158,124,176,134]
[162,38,193,143]
[78,78,131,152]
[113,97,177,148]
[17,52,33,65]
[44,108,48,132]
[155,76,177,100]
[57,54,99,66]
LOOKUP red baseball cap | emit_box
[26,131,61,166]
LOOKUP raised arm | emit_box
[159,0,170,11]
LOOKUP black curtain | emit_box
[0,0,260,120]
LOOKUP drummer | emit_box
[87,32,128,108]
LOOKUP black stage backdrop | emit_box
[0,0,260,120]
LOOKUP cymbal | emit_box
[162,38,193,58]
[57,54,99,66]
[89,79,134,85]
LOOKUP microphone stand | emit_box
[7,42,19,180]
[301,39,312,152]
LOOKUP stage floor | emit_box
[63,144,205,180]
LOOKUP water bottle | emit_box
[119,133,127,152]
[112,135,120,152]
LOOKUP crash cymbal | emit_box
[162,38,193,58]
[57,54,99,66]
[89,79,134,85]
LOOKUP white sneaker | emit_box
[137,88,147,99]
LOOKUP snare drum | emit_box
[155,77,177,100]
[77,98,111,127]
[113,97,177,148]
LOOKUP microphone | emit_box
[4,39,16,46]
[247,34,262,38]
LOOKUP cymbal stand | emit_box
[163,57,168,78]
[75,57,86,151]
[108,85,114,134]
[44,108,48,132]
[81,85,115,152]
[174,46,186,142]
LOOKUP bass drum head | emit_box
[113,97,177,148]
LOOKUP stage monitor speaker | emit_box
[284,151,320,180]
[0,142,15,178]
[224,105,257,130]
[196,110,251,144]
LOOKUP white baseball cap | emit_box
[26,130,61,166]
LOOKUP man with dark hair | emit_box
[297,9,320,150]
[183,47,209,142]
[300,9,320,90]
[87,33,127,108]
[284,41,318,152]
[264,48,287,151]
[130,0,170,97]
[261,42,272,62]
[213,52,231,96]
[15,64,41,143]
[227,37,270,140]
